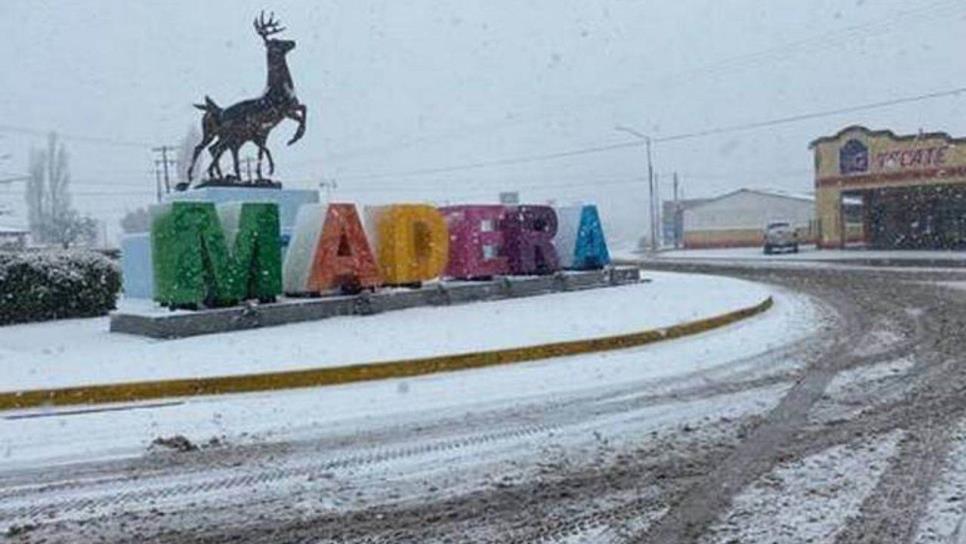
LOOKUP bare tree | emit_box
[120,207,152,233]
[26,146,46,235]
[24,132,95,248]
[39,209,97,249]
[46,133,71,219]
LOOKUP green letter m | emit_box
[152,201,282,308]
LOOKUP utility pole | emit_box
[616,125,657,253]
[319,179,338,203]
[153,160,163,203]
[244,156,255,184]
[646,138,656,252]
[654,172,664,249]
[673,172,680,248]
[151,146,176,195]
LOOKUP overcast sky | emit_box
[1,0,964,245]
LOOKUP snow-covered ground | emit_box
[702,431,903,543]
[915,418,966,543]
[0,384,792,533]
[0,271,772,392]
[0,284,820,469]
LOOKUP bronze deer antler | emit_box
[253,11,286,41]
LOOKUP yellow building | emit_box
[811,126,966,249]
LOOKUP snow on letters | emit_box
[152,201,610,308]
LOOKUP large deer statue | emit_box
[184,12,307,188]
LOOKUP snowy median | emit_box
[1,271,773,396]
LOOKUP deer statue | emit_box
[184,11,308,189]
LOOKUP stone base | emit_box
[163,186,318,230]
[121,233,155,299]
[110,267,642,339]
[187,178,282,191]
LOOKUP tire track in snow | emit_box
[0,421,562,526]
[634,263,940,543]
[701,431,903,543]
[915,419,966,543]
[0,337,815,525]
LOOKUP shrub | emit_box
[0,250,121,325]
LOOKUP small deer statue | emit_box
[184,11,308,188]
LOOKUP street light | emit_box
[0,175,29,185]
[319,178,339,202]
[615,125,657,253]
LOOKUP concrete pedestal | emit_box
[164,186,318,231]
[111,267,643,339]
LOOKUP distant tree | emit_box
[26,146,48,235]
[38,209,98,249]
[120,207,152,233]
[176,125,202,185]
[25,132,97,248]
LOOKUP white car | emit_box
[763,221,799,254]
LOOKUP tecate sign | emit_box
[872,145,948,171]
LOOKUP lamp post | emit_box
[0,175,29,185]
[319,179,338,203]
[615,125,657,253]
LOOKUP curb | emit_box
[0,296,774,411]
[614,256,966,270]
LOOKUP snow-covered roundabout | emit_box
[0,267,855,543]
[0,270,818,466]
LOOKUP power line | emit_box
[0,175,30,185]
[345,175,647,194]
[296,0,963,168]
[70,191,156,197]
[0,186,156,197]
[0,124,153,149]
[340,167,815,202]
[346,166,811,194]
[1,1,955,167]
[0,1,958,164]
[342,176,651,204]
[632,0,962,93]
[70,178,156,187]
[668,168,811,181]
[652,87,966,143]
[337,141,642,182]
[333,86,966,182]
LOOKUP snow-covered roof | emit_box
[689,188,815,211]
[747,188,816,202]
[0,225,29,235]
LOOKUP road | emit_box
[4,261,966,543]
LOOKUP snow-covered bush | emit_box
[0,250,121,325]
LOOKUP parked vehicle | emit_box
[763,221,798,254]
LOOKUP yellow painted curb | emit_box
[0,296,773,411]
